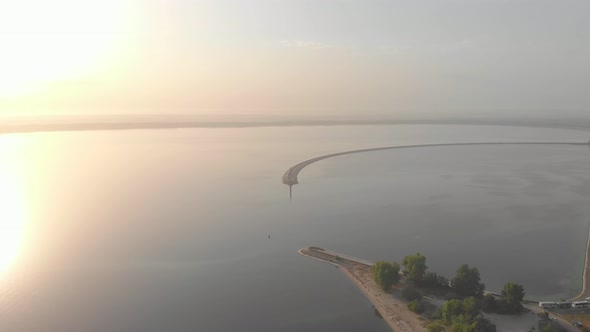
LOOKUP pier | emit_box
[283,141,589,189]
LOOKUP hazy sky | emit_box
[0,0,589,120]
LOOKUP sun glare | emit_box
[0,136,28,274]
[0,0,129,97]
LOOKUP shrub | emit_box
[408,300,425,314]
[427,320,446,332]
[402,286,423,301]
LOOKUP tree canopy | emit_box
[499,282,525,313]
[441,299,464,324]
[402,253,427,283]
[408,299,425,314]
[422,271,449,289]
[433,297,495,332]
[462,297,479,318]
[371,261,400,290]
[450,264,485,297]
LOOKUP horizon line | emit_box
[2,118,590,135]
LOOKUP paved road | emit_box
[523,304,580,332]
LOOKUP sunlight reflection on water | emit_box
[0,135,28,275]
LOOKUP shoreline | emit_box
[299,247,427,332]
[299,246,590,332]
[570,223,590,301]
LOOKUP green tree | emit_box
[423,271,449,289]
[500,282,525,313]
[435,296,497,332]
[371,261,400,290]
[408,299,425,314]
[441,299,463,324]
[450,264,485,297]
[462,297,479,318]
[450,314,476,332]
[402,253,428,283]
[427,320,446,332]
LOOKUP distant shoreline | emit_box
[1,118,590,135]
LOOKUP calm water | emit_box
[1,125,590,331]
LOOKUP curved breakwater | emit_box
[282,141,589,186]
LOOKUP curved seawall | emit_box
[282,141,589,186]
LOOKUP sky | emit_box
[0,0,589,120]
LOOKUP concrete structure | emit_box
[282,141,589,197]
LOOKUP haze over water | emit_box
[1,124,590,331]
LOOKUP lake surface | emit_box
[1,124,590,331]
